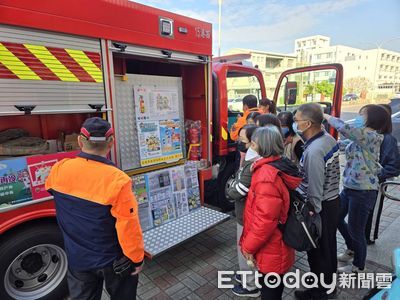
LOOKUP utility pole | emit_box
[218,0,222,57]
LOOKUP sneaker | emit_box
[234,274,242,283]
[337,264,367,273]
[337,249,354,262]
[231,284,261,298]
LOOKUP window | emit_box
[358,66,360,70]
[317,54,321,59]
[326,53,332,58]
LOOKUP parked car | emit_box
[392,111,400,152]
[345,111,400,152]
[343,93,359,102]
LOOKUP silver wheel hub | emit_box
[4,244,67,299]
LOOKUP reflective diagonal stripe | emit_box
[2,42,59,81]
[24,44,79,82]
[235,184,247,196]
[221,127,228,140]
[0,62,19,79]
[0,43,40,80]
[238,183,249,193]
[66,49,103,82]
[47,47,95,82]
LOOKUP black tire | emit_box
[217,160,236,211]
[0,223,68,300]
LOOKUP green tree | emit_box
[315,81,334,98]
[304,84,314,95]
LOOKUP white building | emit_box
[295,36,400,96]
[225,48,297,98]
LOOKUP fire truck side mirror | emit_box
[284,82,298,105]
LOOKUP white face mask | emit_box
[245,147,260,161]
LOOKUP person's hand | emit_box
[237,114,242,120]
[309,211,315,216]
[131,261,144,276]
[323,113,331,120]
[242,251,255,263]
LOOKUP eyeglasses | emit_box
[293,118,310,123]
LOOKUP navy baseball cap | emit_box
[80,117,114,141]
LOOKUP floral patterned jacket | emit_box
[328,117,383,190]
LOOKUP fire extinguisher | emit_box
[188,124,201,161]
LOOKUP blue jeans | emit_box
[338,188,377,269]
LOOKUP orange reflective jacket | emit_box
[45,152,144,271]
[230,108,262,141]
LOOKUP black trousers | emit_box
[306,197,340,298]
[260,273,285,300]
[67,266,139,300]
[365,188,385,241]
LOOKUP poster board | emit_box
[132,162,201,231]
[114,75,185,171]
[134,86,183,166]
[0,151,79,211]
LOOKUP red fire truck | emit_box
[0,1,343,299]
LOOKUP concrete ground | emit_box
[99,182,400,300]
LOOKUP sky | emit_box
[132,0,400,56]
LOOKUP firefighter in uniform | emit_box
[230,95,261,141]
[46,117,144,300]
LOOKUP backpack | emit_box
[279,188,322,252]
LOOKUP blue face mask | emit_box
[281,127,290,137]
[292,122,303,135]
[354,115,365,129]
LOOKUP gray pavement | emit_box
[115,183,400,300]
[100,149,400,300]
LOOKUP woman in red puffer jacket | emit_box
[240,125,302,300]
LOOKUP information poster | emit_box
[184,162,201,211]
[137,122,161,160]
[147,170,176,227]
[0,151,80,210]
[131,163,200,231]
[26,151,78,200]
[171,166,189,217]
[134,85,183,167]
[0,158,32,207]
[132,175,153,231]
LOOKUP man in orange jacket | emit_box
[230,95,261,141]
[46,117,144,300]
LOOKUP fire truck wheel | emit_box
[217,161,235,211]
[0,224,68,300]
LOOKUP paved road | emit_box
[340,104,363,121]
